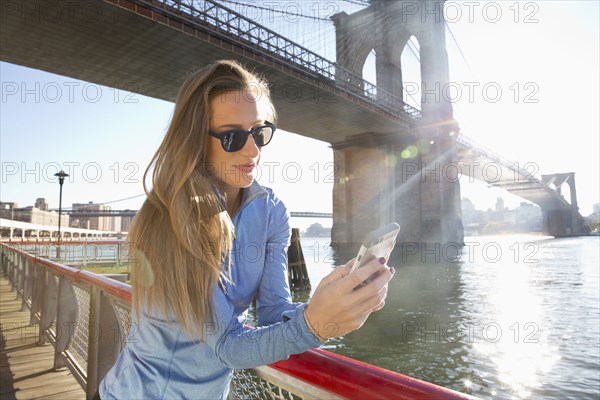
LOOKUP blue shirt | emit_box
[99,182,323,399]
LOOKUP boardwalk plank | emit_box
[0,270,86,400]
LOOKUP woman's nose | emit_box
[241,133,260,157]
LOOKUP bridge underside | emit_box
[455,143,585,236]
[0,0,412,143]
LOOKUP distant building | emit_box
[71,202,113,231]
[586,203,600,226]
[0,202,17,219]
[35,198,49,211]
[120,215,135,232]
[489,197,510,223]
[11,206,69,227]
[461,197,482,235]
[304,222,331,237]
[516,202,542,221]
[515,202,542,231]
[461,197,542,235]
[495,197,505,212]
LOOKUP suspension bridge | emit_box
[0,0,584,241]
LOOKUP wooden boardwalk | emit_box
[0,271,85,399]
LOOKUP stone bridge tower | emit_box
[541,173,584,236]
[330,0,462,246]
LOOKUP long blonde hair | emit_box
[128,60,275,339]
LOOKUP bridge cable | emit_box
[339,0,371,6]
[97,193,147,206]
[218,0,343,59]
[220,0,331,22]
[444,21,477,79]
[50,193,147,211]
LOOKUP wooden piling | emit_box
[287,228,311,291]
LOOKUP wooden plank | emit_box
[0,270,86,399]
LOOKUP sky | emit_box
[1,0,599,220]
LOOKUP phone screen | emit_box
[351,223,400,273]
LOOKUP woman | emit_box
[99,60,394,399]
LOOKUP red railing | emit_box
[1,241,472,399]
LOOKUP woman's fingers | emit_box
[343,258,356,271]
[345,264,394,314]
[339,259,388,291]
[318,264,350,286]
[305,259,395,340]
[353,279,390,315]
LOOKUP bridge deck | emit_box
[0,271,85,400]
[0,0,412,144]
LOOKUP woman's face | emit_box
[207,90,265,189]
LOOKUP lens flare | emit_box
[401,145,419,159]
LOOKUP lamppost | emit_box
[54,170,69,259]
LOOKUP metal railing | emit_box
[133,0,421,120]
[12,240,130,268]
[1,241,472,399]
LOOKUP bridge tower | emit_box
[541,173,584,236]
[330,0,462,246]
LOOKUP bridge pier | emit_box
[330,0,463,248]
[331,131,463,248]
[540,173,585,236]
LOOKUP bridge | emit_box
[455,136,584,236]
[0,0,584,243]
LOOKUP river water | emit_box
[294,235,600,399]
[24,234,598,398]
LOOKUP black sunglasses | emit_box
[209,122,276,152]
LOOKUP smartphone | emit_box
[350,222,400,273]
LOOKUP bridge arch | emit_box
[362,50,377,97]
[352,42,375,78]
[332,5,438,113]
[398,35,422,109]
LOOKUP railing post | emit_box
[0,246,5,274]
[116,243,121,267]
[30,262,41,326]
[38,267,48,345]
[83,242,87,267]
[16,253,24,300]
[53,278,77,371]
[40,269,58,346]
[21,257,31,311]
[10,250,17,288]
[86,286,102,400]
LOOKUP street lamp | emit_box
[54,170,69,259]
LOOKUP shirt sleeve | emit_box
[255,198,303,326]
[204,192,324,369]
[203,286,323,370]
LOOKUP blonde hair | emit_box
[128,60,275,339]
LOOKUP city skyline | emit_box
[4,192,587,213]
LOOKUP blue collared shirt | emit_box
[99,182,323,399]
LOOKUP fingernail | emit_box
[379,257,386,264]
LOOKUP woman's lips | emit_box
[235,163,256,173]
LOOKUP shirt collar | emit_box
[212,179,268,213]
[240,180,268,208]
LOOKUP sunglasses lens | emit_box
[220,131,244,152]
[222,132,236,152]
[254,126,273,147]
[218,125,275,152]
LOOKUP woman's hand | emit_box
[304,258,395,341]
